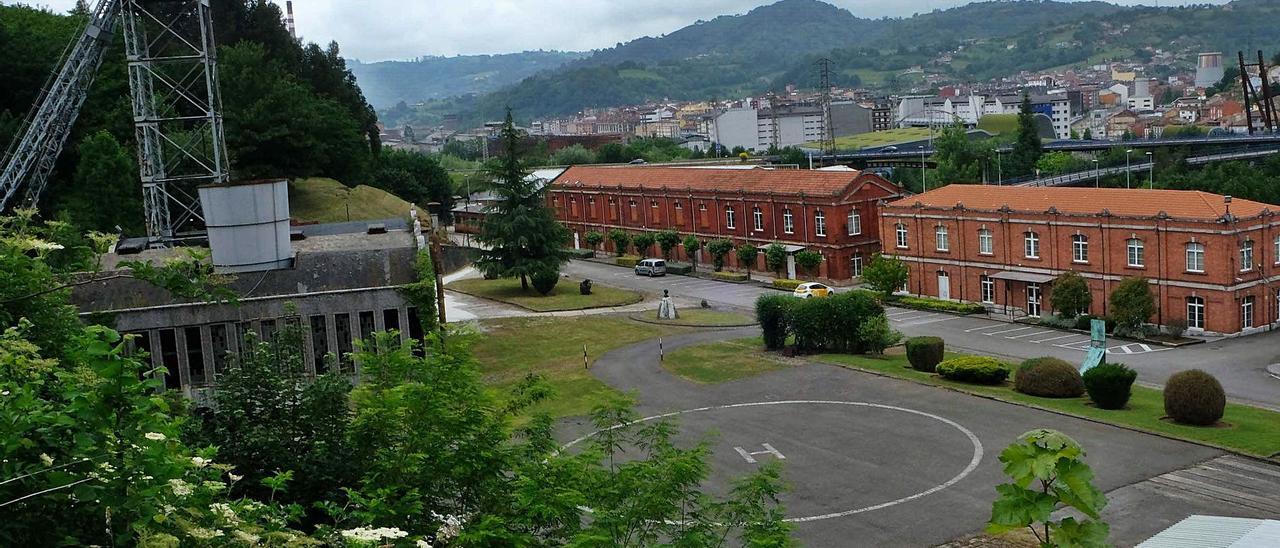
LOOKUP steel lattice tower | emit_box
[122,0,228,243]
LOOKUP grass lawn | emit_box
[816,127,933,151]
[471,316,685,418]
[628,308,756,327]
[662,337,791,384]
[288,177,414,223]
[816,351,1280,458]
[447,277,643,312]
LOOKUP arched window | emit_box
[978,228,993,254]
[1024,231,1040,259]
[1072,234,1088,263]
[1127,238,1144,267]
[1186,242,1204,272]
[935,225,949,251]
[895,223,908,248]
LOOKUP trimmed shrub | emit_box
[895,296,986,315]
[905,336,945,372]
[706,239,734,271]
[664,262,693,275]
[755,294,793,350]
[531,269,559,295]
[790,290,884,354]
[937,356,1010,385]
[710,271,748,282]
[1014,357,1085,398]
[1163,369,1226,426]
[616,255,641,268]
[1082,363,1137,409]
[772,279,803,290]
[564,248,594,259]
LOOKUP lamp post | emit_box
[919,145,927,193]
[1146,151,1154,189]
[997,149,1003,185]
[1125,148,1133,189]
[1092,157,1100,188]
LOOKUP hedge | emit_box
[772,279,803,290]
[936,356,1010,385]
[893,296,987,315]
[755,294,794,350]
[664,262,694,275]
[791,291,884,353]
[616,255,641,268]
[564,248,595,259]
[710,271,749,282]
[905,336,945,372]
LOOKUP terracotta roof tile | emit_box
[885,185,1274,221]
[551,165,864,196]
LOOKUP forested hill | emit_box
[350,51,588,109]
[0,1,382,235]
[381,0,1280,128]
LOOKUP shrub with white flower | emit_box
[341,526,410,544]
[144,432,167,441]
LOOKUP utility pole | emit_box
[1125,149,1133,189]
[816,57,835,155]
[1146,151,1154,189]
[919,145,927,193]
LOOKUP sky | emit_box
[27,0,1229,62]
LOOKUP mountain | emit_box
[380,0,1280,127]
[350,51,587,109]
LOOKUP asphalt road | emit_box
[563,260,1280,409]
[558,327,1235,547]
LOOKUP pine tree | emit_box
[1009,93,1043,177]
[60,131,144,234]
[474,109,569,291]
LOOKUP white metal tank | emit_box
[198,179,294,273]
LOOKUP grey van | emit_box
[634,258,666,277]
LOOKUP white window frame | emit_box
[1072,234,1088,263]
[815,210,826,237]
[1024,231,1040,259]
[1186,242,1205,273]
[753,207,764,231]
[1187,296,1205,330]
[980,276,995,304]
[978,229,993,255]
[725,206,735,229]
[935,225,949,251]
[896,223,908,248]
[1274,235,1280,264]
[782,210,794,234]
[1127,238,1144,267]
[673,201,681,209]
[1243,296,1255,329]
[851,254,863,277]
[1240,240,1254,271]
[848,210,862,236]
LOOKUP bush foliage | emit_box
[755,294,794,350]
[1163,369,1226,426]
[1014,357,1085,398]
[1082,363,1137,410]
[772,279,803,290]
[791,291,885,354]
[531,268,560,295]
[1110,277,1154,335]
[615,255,641,268]
[937,356,1011,385]
[895,295,986,314]
[905,336,945,372]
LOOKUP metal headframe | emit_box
[122,0,228,244]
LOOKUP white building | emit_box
[897,93,1074,139]
[709,105,827,151]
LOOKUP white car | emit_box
[793,282,834,298]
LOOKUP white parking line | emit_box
[887,311,918,318]
[893,314,931,322]
[985,326,1034,336]
[964,324,1009,333]
[1007,330,1054,339]
[1030,333,1080,343]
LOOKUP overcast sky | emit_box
[27,0,1228,62]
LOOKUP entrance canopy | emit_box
[989,271,1056,284]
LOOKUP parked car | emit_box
[634,258,667,277]
[881,145,899,152]
[793,282,834,298]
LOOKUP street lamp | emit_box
[1092,157,1100,188]
[1152,151,1162,189]
[1124,149,1133,189]
[919,145,927,193]
[997,149,1003,185]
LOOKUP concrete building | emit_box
[897,94,1074,139]
[1195,52,1226,89]
[879,185,1280,336]
[548,165,904,281]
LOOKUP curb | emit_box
[811,357,1280,462]
[445,284,645,314]
[626,312,759,329]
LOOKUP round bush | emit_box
[531,269,560,296]
[905,336,945,372]
[936,356,1010,385]
[1082,363,1137,409]
[1014,357,1085,398]
[1163,369,1226,426]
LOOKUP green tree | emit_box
[633,232,656,257]
[1008,93,1043,178]
[933,121,991,185]
[1082,127,1093,140]
[1109,277,1154,335]
[474,110,569,291]
[765,242,788,278]
[1049,271,1092,319]
[655,230,681,260]
[584,230,604,252]
[1036,151,1084,176]
[794,250,822,277]
[736,243,759,280]
[371,148,454,220]
[706,239,735,271]
[551,144,596,165]
[60,131,143,234]
[682,234,701,269]
[864,253,909,295]
[608,228,631,256]
[987,429,1109,548]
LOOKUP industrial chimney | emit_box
[285,1,296,38]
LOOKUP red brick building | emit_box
[880,185,1280,335]
[548,165,903,281]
